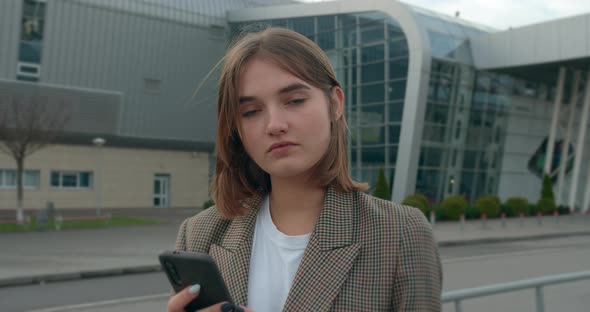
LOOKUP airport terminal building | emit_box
[1,0,590,211]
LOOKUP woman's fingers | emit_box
[166,286,250,312]
[166,284,200,312]
[197,302,225,312]
[199,302,252,312]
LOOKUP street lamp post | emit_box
[92,137,106,216]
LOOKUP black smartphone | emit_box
[159,250,233,311]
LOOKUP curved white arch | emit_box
[228,0,433,202]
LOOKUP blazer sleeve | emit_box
[392,207,443,311]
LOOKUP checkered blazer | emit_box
[175,186,442,311]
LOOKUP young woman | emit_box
[167,27,442,312]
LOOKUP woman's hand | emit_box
[166,284,253,312]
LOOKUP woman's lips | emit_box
[268,142,296,154]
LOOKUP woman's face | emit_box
[237,56,343,181]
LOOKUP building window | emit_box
[50,171,93,189]
[455,120,462,139]
[18,0,47,82]
[17,61,41,81]
[0,169,40,189]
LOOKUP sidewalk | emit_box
[434,214,590,246]
[1,210,589,288]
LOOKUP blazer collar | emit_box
[210,185,360,309]
[219,194,261,251]
[209,193,261,305]
[283,186,360,311]
[313,185,356,251]
[217,185,356,251]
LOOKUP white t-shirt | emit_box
[246,195,312,312]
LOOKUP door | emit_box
[154,174,170,208]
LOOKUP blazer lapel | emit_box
[282,187,361,311]
[209,194,261,306]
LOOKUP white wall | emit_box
[0,144,210,210]
[472,13,590,69]
[498,94,590,206]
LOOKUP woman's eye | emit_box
[288,98,306,105]
[241,110,259,117]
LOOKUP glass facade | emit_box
[232,7,564,203]
[418,59,513,203]
[413,11,514,203]
[232,12,410,193]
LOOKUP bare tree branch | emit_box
[0,94,70,223]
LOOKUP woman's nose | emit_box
[266,108,288,136]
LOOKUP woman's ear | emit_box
[331,87,345,120]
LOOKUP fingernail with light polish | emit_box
[189,284,200,295]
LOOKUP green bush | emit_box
[505,197,529,216]
[464,205,481,219]
[474,195,501,218]
[202,199,215,209]
[557,205,570,215]
[537,197,556,215]
[401,194,430,217]
[373,168,390,200]
[432,205,445,221]
[439,195,468,220]
[528,204,539,216]
[499,204,512,217]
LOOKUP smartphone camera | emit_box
[164,261,183,286]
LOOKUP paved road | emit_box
[0,272,169,312]
[2,236,588,312]
[2,213,589,284]
[0,224,178,282]
[441,236,590,311]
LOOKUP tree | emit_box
[0,95,69,224]
[540,174,555,201]
[373,168,390,200]
[537,174,556,214]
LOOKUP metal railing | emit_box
[441,270,590,312]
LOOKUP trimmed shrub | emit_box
[499,204,512,217]
[557,205,570,215]
[464,205,481,220]
[202,199,215,209]
[440,195,468,220]
[402,194,430,217]
[433,205,445,221]
[373,168,390,200]
[537,197,556,215]
[528,204,539,216]
[475,195,501,218]
[505,197,528,216]
[415,194,430,210]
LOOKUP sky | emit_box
[299,0,590,30]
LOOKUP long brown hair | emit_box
[211,27,367,219]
